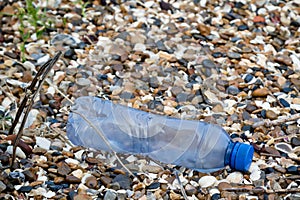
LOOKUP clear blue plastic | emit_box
[67,96,254,173]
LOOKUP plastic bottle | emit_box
[67,96,254,173]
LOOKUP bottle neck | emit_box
[224,141,236,166]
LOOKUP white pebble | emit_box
[250,170,261,181]
[71,169,83,179]
[226,172,243,184]
[35,136,51,150]
[198,176,217,188]
[65,158,80,165]
[6,146,26,159]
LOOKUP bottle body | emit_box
[67,96,253,172]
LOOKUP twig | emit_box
[71,110,136,178]
[252,113,300,128]
[224,187,300,194]
[9,52,62,169]
[174,170,188,200]
[44,78,74,104]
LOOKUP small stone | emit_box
[112,174,132,189]
[64,49,77,59]
[279,98,290,107]
[104,189,117,200]
[100,176,112,186]
[202,59,216,68]
[18,186,33,193]
[76,78,91,87]
[66,175,81,184]
[146,182,160,190]
[286,166,299,174]
[274,54,292,66]
[149,77,159,88]
[253,16,265,23]
[226,172,243,184]
[35,137,51,150]
[238,25,249,31]
[291,137,300,147]
[218,182,232,191]
[185,184,197,196]
[244,74,254,83]
[265,110,278,120]
[0,181,6,193]
[252,88,269,97]
[85,157,102,164]
[142,165,163,173]
[119,91,135,99]
[211,193,221,200]
[198,176,217,188]
[227,52,241,59]
[57,161,71,176]
[32,147,47,154]
[226,85,240,95]
[6,146,26,159]
[85,175,98,189]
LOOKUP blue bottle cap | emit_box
[230,142,254,172]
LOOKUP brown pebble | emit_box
[85,157,102,164]
[100,176,112,186]
[57,161,71,176]
[29,181,44,187]
[5,135,32,155]
[32,147,47,155]
[113,168,126,175]
[263,146,280,156]
[66,175,81,184]
[218,182,232,191]
[85,176,98,189]
[22,71,33,83]
[265,110,278,120]
[185,184,197,196]
[54,176,65,184]
[74,194,93,200]
[252,88,269,97]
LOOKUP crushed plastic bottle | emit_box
[67,96,254,173]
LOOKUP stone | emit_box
[85,175,98,189]
[265,110,278,120]
[252,88,269,97]
[0,181,6,193]
[35,137,51,150]
[226,172,243,184]
[104,189,117,200]
[112,174,132,190]
[202,59,216,68]
[227,52,241,59]
[198,176,217,188]
[57,161,71,176]
[66,175,81,184]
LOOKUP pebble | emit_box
[104,189,117,200]
[227,52,241,59]
[76,78,91,87]
[198,176,217,188]
[112,174,132,190]
[35,137,51,150]
[57,161,71,176]
[226,172,243,184]
[252,88,269,97]
[265,110,278,120]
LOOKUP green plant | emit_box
[16,0,49,61]
[75,0,89,17]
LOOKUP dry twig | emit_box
[9,52,62,169]
[71,110,136,178]
[252,113,300,128]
